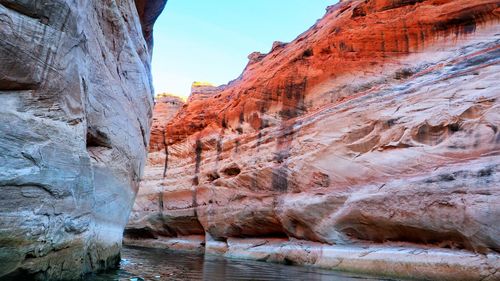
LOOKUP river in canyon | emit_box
[85,246,394,281]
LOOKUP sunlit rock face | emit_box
[0,0,166,279]
[125,0,500,279]
[125,94,186,243]
[125,94,192,241]
[148,95,185,152]
[187,82,224,103]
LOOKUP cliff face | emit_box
[187,83,224,103]
[125,0,500,279]
[126,95,189,249]
[0,0,166,279]
[134,0,168,50]
[149,95,185,152]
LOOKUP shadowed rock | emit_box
[0,0,165,279]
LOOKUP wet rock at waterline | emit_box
[125,0,500,280]
[0,0,166,279]
[86,246,388,281]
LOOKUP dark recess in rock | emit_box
[134,0,168,50]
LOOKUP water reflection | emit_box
[86,246,394,281]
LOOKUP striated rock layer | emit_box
[149,94,185,152]
[126,0,500,280]
[0,0,166,279]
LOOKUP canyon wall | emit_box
[125,0,500,280]
[0,0,166,279]
[126,94,191,248]
[148,94,185,152]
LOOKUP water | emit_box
[86,246,394,281]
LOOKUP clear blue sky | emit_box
[151,0,338,98]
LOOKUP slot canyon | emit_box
[1,0,500,280]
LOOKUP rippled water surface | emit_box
[86,246,393,281]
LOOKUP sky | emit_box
[151,0,338,98]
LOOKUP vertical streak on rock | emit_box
[237,106,245,134]
[158,191,164,212]
[216,137,223,163]
[403,20,410,53]
[192,188,198,221]
[272,77,307,192]
[234,139,240,154]
[163,136,169,178]
[193,139,202,186]
[256,89,271,149]
[221,114,227,129]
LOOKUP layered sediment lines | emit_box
[126,0,500,280]
[0,0,166,279]
[149,95,185,152]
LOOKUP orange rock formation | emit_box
[126,1,500,279]
[149,94,185,152]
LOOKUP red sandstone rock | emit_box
[188,82,224,103]
[127,0,500,279]
[149,94,184,152]
[165,0,500,145]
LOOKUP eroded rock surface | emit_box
[149,94,184,152]
[126,0,500,279]
[0,0,166,279]
[126,93,187,240]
